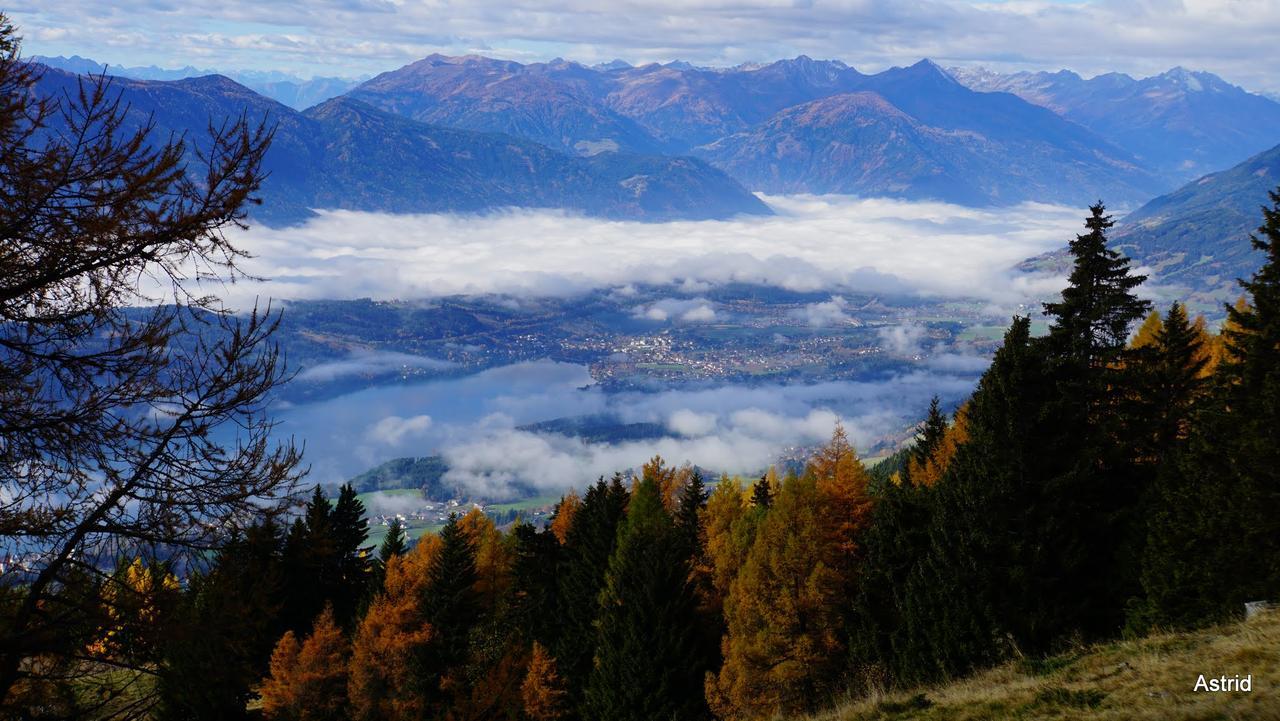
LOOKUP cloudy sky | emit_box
[11,0,1280,92]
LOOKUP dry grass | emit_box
[813,610,1280,721]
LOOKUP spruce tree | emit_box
[422,513,480,667]
[584,475,708,721]
[1037,202,1153,639]
[1041,203,1151,368]
[554,475,629,708]
[674,470,708,560]
[910,396,948,469]
[158,520,286,721]
[511,522,562,647]
[1133,302,1209,456]
[845,477,929,686]
[379,518,409,566]
[331,484,372,627]
[1139,189,1280,629]
[900,318,1057,681]
[750,475,773,508]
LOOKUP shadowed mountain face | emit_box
[951,66,1280,183]
[30,65,771,225]
[350,55,1165,206]
[1112,142,1280,304]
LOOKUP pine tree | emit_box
[158,520,287,721]
[910,397,948,469]
[750,475,773,508]
[417,512,480,702]
[584,475,708,721]
[554,475,629,708]
[379,519,409,567]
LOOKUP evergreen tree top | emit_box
[1042,203,1151,366]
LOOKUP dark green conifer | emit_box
[555,475,630,707]
[511,521,562,646]
[675,470,708,560]
[902,317,1054,680]
[378,517,409,566]
[750,475,773,508]
[584,476,708,721]
[1037,202,1153,639]
[413,512,480,709]
[158,520,286,721]
[910,396,948,469]
[1137,189,1280,630]
[331,483,372,626]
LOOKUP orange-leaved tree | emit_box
[348,535,441,721]
[260,605,350,721]
[521,641,567,721]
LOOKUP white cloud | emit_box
[792,295,853,327]
[295,349,455,383]
[878,323,928,356]
[668,409,717,436]
[214,196,1078,310]
[366,414,434,445]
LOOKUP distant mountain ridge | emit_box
[31,52,1280,216]
[349,54,1165,206]
[30,64,771,225]
[949,65,1280,183]
[32,54,363,109]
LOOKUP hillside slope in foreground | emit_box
[813,610,1279,720]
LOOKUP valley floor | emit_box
[814,610,1280,721]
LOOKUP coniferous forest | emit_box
[3,11,1280,721]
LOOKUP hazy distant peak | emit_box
[592,59,632,71]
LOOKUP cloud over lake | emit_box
[223,195,1079,308]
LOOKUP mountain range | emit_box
[26,53,1280,227]
[30,65,769,224]
[348,55,1168,206]
[950,65,1280,184]
[32,54,362,109]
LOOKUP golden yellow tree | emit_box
[709,473,845,720]
[521,642,567,721]
[260,605,350,721]
[903,406,970,488]
[703,475,751,602]
[1131,309,1163,348]
[458,507,513,613]
[348,535,441,721]
[549,490,581,545]
[808,424,874,562]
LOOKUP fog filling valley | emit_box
[228,195,1128,496]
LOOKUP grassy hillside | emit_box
[814,610,1280,721]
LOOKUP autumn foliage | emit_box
[261,605,350,721]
